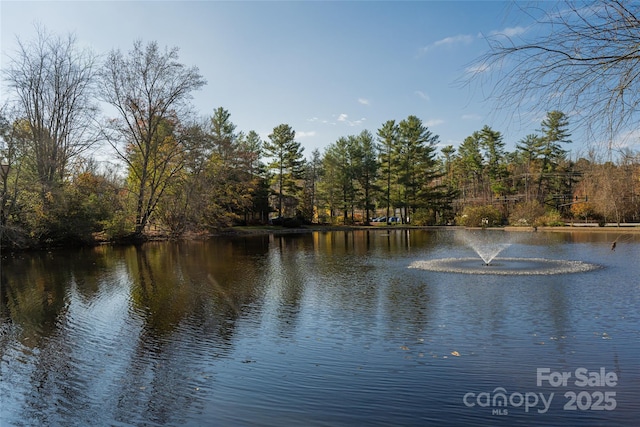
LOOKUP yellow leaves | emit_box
[570,198,594,218]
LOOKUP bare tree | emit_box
[469,1,640,152]
[99,40,206,238]
[2,26,99,197]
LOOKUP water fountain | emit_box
[409,229,601,275]
[458,229,513,265]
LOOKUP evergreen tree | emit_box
[376,120,399,220]
[209,107,237,166]
[537,110,572,203]
[478,125,508,196]
[323,136,356,224]
[300,149,322,223]
[351,130,379,225]
[455,132,484,200]
[396,115,440,222]
[263,124,305,218]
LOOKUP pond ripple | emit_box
[1,231,639,426]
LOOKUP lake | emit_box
[1,229,639,426]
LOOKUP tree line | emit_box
[1,29,639,250]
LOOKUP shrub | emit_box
[411,209,435,226]
[101,210,133,241]
[508,201,546,226]
[455,205,502,227]
[534,209,564,227]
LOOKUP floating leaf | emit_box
[400,345,410,351]
[451,351,460,357]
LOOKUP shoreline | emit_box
[220,224,640,237]
[506,225,640,233]
[4,223,640,254]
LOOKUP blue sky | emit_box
[2,1,554,159]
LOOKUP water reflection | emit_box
[1,230,639,426]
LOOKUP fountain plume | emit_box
[457,230,513,265]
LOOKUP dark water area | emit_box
[1,229,639,426]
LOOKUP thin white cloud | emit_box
[425,119,444,127]
[420,34,474,54]
[415,91,430,101]
[490,26,527,38]
[465,63,491,74]
[335,113,366,127]
[297,131,317,139]
[438,34,474,46]
[358,98,370,106]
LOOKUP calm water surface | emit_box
[1,229,639,426]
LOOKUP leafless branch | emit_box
[2,25,99,189]
[465,0,640,153]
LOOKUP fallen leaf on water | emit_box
[451,351,460,357]
[400,345,410,351]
